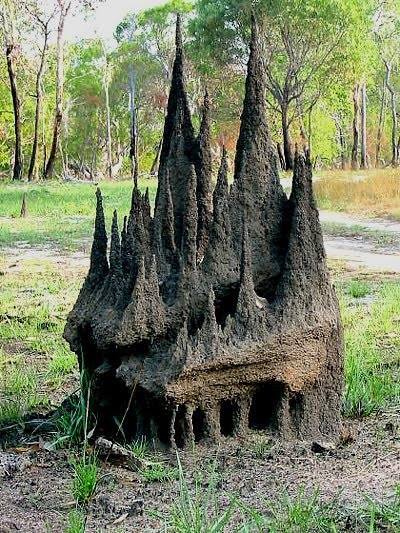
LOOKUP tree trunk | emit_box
[277,142,285,170]
[102,47,112,180]
[375,66,390,168]
[6,44,23,181]
[129,69,139,185]
[28,31,49,181]
[336,121,346,170]
[281,104,293,171]
[360,83,368,169]
[150,138,162,176]
[387,77,398,167]
[45,7,68,179]
[351,84,360,170]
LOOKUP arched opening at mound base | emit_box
[249,381,285,431]
[220,399,236,436]
[192,407,207,442]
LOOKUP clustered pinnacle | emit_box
[65,16,343,448]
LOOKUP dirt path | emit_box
[320,210,400,234]
[320,210,400,273]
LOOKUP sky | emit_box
[62,0,167,43]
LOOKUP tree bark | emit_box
[360,83,368,169]
[150,138,162,176]
[281,104,293,171]
[28,29,49,181]
[45,3,69,179]
[386,67,398,167]
[6,44,23,181]
[101,42,113,180]
[129,68,139,185]
[277,142,285,170]
[375,65,390,168]
[337,122,346,170]
[351,84,360,170]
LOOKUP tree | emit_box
[25,1,56,181]
[45,0,104,179]
[191,0,375,170]
[0,0,24,180]
[374,0,400,167]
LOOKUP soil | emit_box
[0,411,398,532]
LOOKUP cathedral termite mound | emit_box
[64,15,343,448]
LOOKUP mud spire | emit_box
[88,188,109,284]
[109,210,122,278]
[195,89,213,258]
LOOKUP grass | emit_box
[164,460,400,532]
[129,437,150,460]
[345,279,371,299]
[140,461,179,483]
[314,168,400,220]
[71,453,99,504]
[0,178,157,251]
[240,490,338,532]
[250,436,274,459]
[164,455,237,532]
[66,509,86,533]
[339,280,400,417]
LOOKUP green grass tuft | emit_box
[346,280,371,299]
[71,454,99,504]
[65,509,86,533]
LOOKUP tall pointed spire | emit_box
[230,15,287,298]
[88,188,109,284]
[195,89,213,258]
[110,210,122,278]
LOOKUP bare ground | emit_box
[0,411,399,532]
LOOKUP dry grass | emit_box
[314,168,400,220]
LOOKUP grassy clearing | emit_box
[0,179,157,251]
[338,280,400,417]
[314,168,400,220]
[0,256,81,427]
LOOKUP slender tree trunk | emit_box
[28,31,49,181]
[360,83,368,169]
[128,69,139,185]
[45,6,68,179]
[387,74,398,167]
[337,122,346,170]
[281,104,293,171]
[277,142,285,170]
[375,66,390,168]
[150,138,162,176]
[6,44,23,181]
[351,84,360,170]
[103,56,112,180]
